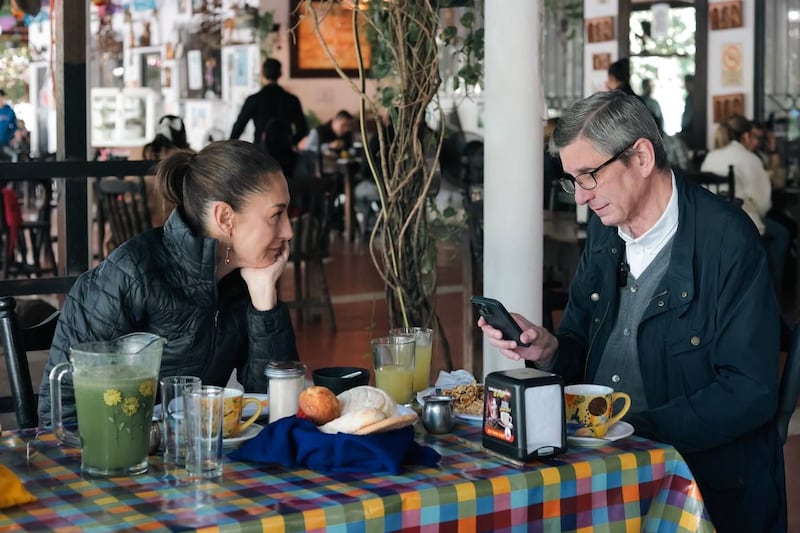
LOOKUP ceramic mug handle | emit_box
[239,397,263,432]
[608,392,631,427]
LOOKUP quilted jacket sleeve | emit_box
[239,301,300,394]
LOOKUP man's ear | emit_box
[210,201,235,235]
[634,138,657,177]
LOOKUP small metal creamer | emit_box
[421,395,455,434]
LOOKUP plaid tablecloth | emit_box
[0,425,713,532]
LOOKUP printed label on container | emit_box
[484,384,515,443]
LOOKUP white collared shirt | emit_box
[618,172,679,278]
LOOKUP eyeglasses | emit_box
[559,142,636,194]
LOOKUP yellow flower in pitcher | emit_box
[138,380,155,397]
[103,389,122,406]
[122,397,140,416]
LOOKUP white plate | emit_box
[566,421,634,448]
[455,413,483,426]
[223,423,263,448]
[153,393,269,420]
[417,385,484,426]
[397,404,415,417]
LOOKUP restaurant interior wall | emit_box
[73,0,375,155]
[583,0,756,152]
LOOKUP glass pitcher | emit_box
[50,333,165,477]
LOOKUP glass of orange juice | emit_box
[389,327,433,394]
[371,335,416,405]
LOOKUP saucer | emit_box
[223,423,263,449]
[455,413,483,426]
[566,421,634,448]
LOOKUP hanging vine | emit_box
[296,0,483,371]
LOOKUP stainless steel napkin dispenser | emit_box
[482,368,566,460]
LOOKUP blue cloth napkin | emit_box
[228,416,441,475]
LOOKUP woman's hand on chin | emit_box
[240,241,291,311]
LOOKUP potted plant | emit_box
[295,0,484,371]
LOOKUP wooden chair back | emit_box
[284,177,338,333]
[685,164,737,202]
[96,177,152,252]
[0,295,61,429]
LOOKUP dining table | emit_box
[0,423,713,532]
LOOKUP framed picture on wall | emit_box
[585,16,615,43]
[289,0,372,78]
[709,1,743,31]
[712,93,745,123]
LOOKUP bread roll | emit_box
[337,386,396,418]
[298,386,340,425]
[318,407,386,434]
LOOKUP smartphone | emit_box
[470,296,530,347]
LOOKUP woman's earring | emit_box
[225,239,232,265]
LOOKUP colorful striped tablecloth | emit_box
[0,425,713,532]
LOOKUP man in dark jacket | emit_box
[480,92,786,532]
[230,58,308,147]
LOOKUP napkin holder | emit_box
[482,368,566,460]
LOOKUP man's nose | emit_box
[573,186,592,205]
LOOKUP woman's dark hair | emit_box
[155,140,283,234]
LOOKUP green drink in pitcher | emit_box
[73,367,158,475]
[50,333,165,477]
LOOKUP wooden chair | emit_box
[0,180,57,278]
[778,325,800,443]
[685,164,737,203]
[0,295,61,429]
[284,177,337,334]
[95,177,152,254]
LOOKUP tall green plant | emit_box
[297,0,483,371]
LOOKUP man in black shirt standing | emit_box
[230,58,308,148]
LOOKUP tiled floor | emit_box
[2,233,798,530]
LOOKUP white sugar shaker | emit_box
[265,360,307,423]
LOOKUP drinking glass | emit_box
[160,376,201,467]
[184,385,225,480]
[371,335,415,405]
[389,327,433,394]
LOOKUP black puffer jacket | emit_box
[38,210,299,426]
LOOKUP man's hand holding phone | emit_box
[472,296,558,366]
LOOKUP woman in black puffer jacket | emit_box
[39,140,300,425]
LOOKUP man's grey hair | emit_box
[549,91,668,170]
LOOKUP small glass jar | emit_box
[265,360,307,423]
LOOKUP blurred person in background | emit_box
[0,89,18,162]
[230,58,308,148]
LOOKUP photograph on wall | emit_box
[222,1,259,46]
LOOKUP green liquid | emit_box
[73,366,157,475]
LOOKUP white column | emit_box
[481,0,544,378]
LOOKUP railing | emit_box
[0,159,158,297]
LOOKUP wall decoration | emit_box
[585,16,614,43]
[712,93,745,123]
[721,43,743,86]
[592,53,611,71]
[289,0,372,78]
[709,1,743,31]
